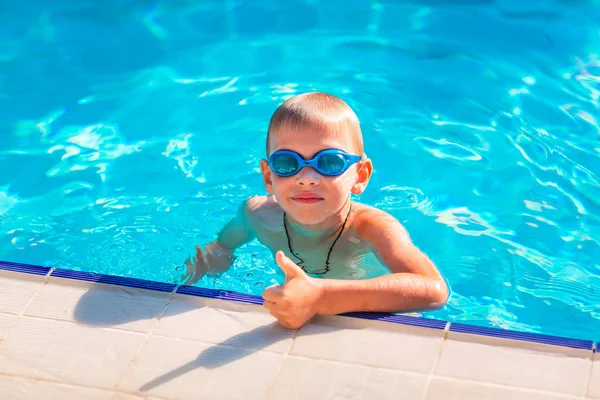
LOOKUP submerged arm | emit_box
[182,198,256,284]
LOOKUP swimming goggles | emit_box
[267,149,362,177]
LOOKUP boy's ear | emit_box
[260,159,275,195]
[351,157,373,195]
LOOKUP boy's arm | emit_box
[182,199,256,284]
[214,199,257,251]
[315,208,448,316]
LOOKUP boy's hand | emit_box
[262,251,324,330]
[181,242,233,285]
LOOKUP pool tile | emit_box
[0,376,112,400]
[0,312,16,340]
[24,277,173,333]
[435,331,592,397]
[0,316,145,389]
[267,356,428,400]
[0,270,46,314]
[153,294,294,353]
[117,335,282,399]
[588,352,600,399]
[290,315,445,373]
[425,376,580,400]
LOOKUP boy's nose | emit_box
[295,166,320,186]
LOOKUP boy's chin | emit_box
[287,209,331,226]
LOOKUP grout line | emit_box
[443,321,450,340]
[583,350,596,399]
[269,353,430,376]
[262,324,301,400]
[112,286,178,392]
[0,371,114,391]
[107,394,169,400]
[0,268,53,342]
[426,375,584,399]
[108,393,171,400]
[7,309,291,357]
[148,331,292,356]
[0,370,168,399]
[5,313,153,335]
[11,271,173,334]
[44,268,55,283]
[420,321,450,400]
[20,267,52,315]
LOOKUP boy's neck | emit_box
[285,200,352,241]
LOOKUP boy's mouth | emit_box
[291,193,324,204]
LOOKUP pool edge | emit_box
[0,260,596,352]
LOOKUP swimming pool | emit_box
[1,0,599,341]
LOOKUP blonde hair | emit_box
[266,92,364,156]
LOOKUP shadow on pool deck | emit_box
[72,283,351,392]
[137,319,365,393]
[72,283,180,327]
[140,323,290,391]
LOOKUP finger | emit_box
[275,251,306,280]
[184,257,193,272]
[269,310,282,321]
[266,309,297,330]
[262,300,276,311]
[182,258,204,285]
[195,245,206,262]
[180,259,194,283]
[270,314,295,330]
[186,270,202,285]
[262,284,283,302]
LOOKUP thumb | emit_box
[276,251,306,281]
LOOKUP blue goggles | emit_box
[267,149,362,177]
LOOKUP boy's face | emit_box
[260,126,372,227]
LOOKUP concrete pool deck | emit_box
[0,261,598,400]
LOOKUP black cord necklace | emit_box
[283,203,352,275]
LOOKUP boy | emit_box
[182,92,448,329]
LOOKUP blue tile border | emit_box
[450,322,594,351]
[176,285,264,305]
[1,259,597,351]
[49,268,177,293]
[342,311,448,330]
[0,260,51,276]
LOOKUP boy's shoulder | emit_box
[239,195,282,228]
[352,203,412,244]
[243,195,280,214]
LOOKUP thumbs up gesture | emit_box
[262,251,325,329]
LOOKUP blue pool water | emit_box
[1,0,599,341]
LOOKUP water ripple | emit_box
[1,0,600,340]
[414,136,484,162]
